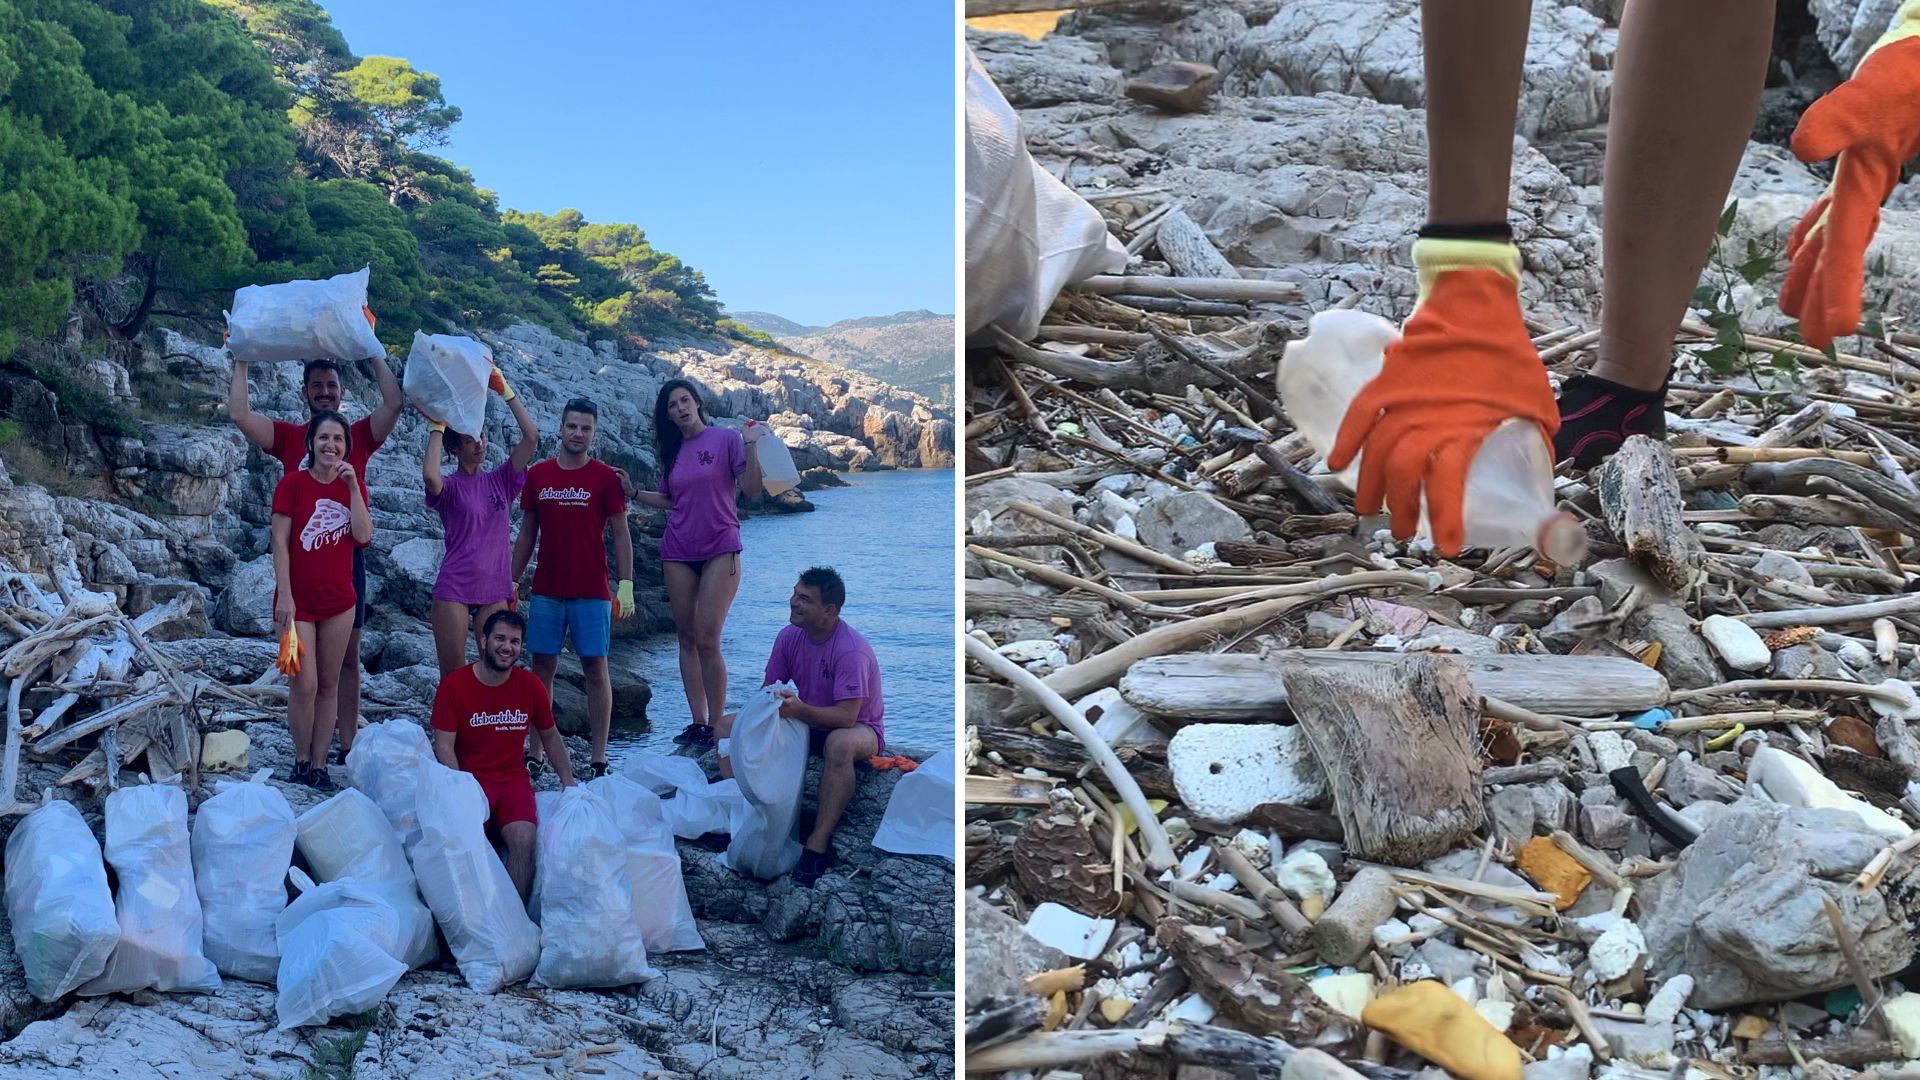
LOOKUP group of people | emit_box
[229,356,888,892]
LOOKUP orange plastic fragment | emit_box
[1514,836,1592,911]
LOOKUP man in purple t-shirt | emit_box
[713,566,882,887]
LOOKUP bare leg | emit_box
[713,711,737,779]
[1423,0,1534,226]
[662,561,706,725]
[806,725,879,854]
[334,626,362,756]
[286,620,321,768]
[1590,0,1775,390]
[430,600,471,676]
[690,554,742,733]
[527,652,559,763]
[309,610,357,765]
[581,654,611,764]
[501,820,536,903]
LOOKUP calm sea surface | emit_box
[608,467,956,761]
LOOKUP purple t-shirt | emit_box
[658,425,746,562]
[765,620,885,751]
[426,460,527,604]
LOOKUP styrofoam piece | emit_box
[1167,723,1328,822]
[1310,972,1373,1020]
[1276,849,1336,908]
[1024,902,1115,960]
[1747,745,1912,839]
[1588,920,1646,982]
[1644,975,1693,1026]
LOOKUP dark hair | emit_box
[305,410,352,464]
[482,609,526,639]
[561,397,598,424]
[798,566,845,609]
[443,428,477,455]
[302,359,341,385]
[652,379,708,483]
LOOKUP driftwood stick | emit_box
[1739,493,1910,533]
[1251,442,1345,515]
[1076,274,1304,304]
[966,544,1151,613]
[1821,893,1883,1011]
[1007,501,1200,575]
[1741,594,1920,629]
[1153,207,1239,280]
[1186,570,1435,614]
[1213,839,1313,934]
[30,690,174,754]
[1147,325,1285,424]
[1668,678,1914,704]
[962,1027,1161,1072]
[1747,457,1920,534]
[1595,435,1695,592]
[966,634,1177,870]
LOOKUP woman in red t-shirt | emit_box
[271,411,372,790]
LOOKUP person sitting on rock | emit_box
[430,608,576,903]
[650,379,765,750]
[421,365,540,675]
[270,412,371,790]
[231,353,401,762]
[713,566,885,888]
[512,398,651,779]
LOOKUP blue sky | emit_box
[312,0,955,327]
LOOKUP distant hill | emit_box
[731,310,954,406]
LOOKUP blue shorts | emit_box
[526,595,610,658]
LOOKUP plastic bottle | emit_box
[1276,309,1587,564]
[746,421,801,495]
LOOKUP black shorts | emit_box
[352,547,367,630]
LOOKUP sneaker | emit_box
[694,831,732,852]
[330,743,347,766]
[673,723,714,747]
[1554,373,1669,470]
[286,761,310,785]
[526,755,546,779]
[589,760,612,779]
[306,767,338,793]
[790,846,835,888]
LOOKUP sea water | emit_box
[609,468,954,760]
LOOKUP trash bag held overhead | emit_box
[225,267,385,364]
[403,332,494,439]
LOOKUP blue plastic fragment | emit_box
[1626,707,1673,730]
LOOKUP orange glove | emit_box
[276,626,305,677]
[1327,239,1557,556]
[487,365,515,400]
[1783,5,1920,349]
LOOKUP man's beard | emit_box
[482,651,515,673]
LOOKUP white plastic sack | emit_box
[624,753,711,797]
[749,423,801,495]
[403,331,493,438]
[345,719,436,853]
[192,769,296,983]
[871,751,956,861]
[5,800,120,1001]
[295,789,438,968]
[663,776,749,840]
[409,762,539,993]
[589,774,704,953]
[226,267,385,364]
[530,787,656,987]
[274,870,407,1030]
[724,683,809,880]
[964,49,1127,344]
[79,784,220,995]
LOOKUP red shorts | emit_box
[481,780,537,835]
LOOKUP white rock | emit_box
[1309,973,1373,1020]
[1450,977,1480,1005]
[996,639,1058,662]
[1167,724,1329,822]
[1275,849,1336,907]
[1882,991,1920,1058]
[1167,994,1216,1024]
[1747,745,1912,839]
[1476,1000,1516,1033]
[1025,903,1116,960]
[1838,641,1876,671]
[1700,614,1770,672]
[1178,846,1212,882]
[1371,918,1412,954]
[1644,975,1694,1026]
[1588,920,1646,981]
[1869,678,1920,720]
[1586,730,1633,773]
[1229,829,1272,870]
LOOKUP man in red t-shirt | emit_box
[511,398,633,779]
[230,355,401,763]
[430,608,575,902]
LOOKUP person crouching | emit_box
[430,609,575,903]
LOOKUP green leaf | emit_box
[1718,201,1740,237]
[1693,284,1722,308]
[1823,342,1840,362]
[1700,343,1741,374]
[1737,253,1777,284]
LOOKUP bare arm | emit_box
[538,725,576,787]
[779,693,862,730]
[511,503,538,587]
[422,428,444,498]
[612,466,671,510]
[433,728,459,770]
[507,395,539,472]
[271,514,293,630]
[739,429,764,498]
[365,355,403,444]
[227,361,276,449]
[347,480,372,544]
[612,513,633,583]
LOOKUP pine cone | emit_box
[1013,795,1119,916]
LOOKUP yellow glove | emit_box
[488,365,515,400]
[615,579,635,620]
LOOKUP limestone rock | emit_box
[968,27,1124,108]
[1701,614,1770,672]
[1124,61,1219,113]
[1135,491,1252,558]
[212,554,277,637]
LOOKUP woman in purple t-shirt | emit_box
[650,379,764,747]
[420,368,541,674]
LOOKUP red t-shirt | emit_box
[270,469,359,622]
[270,418,381,518]
[430,665,555,791]
[520,459,627,601]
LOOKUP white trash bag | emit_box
[624,753,710,797]
[871,750,956,861]
[589,773,704,953]
[274,869,407,1030]
[531,787,656,987]
[724,683,809,880]
[747,421,801,495]
[403,331,494,438]
[345,719,436,853]
[5,800,120,1001]
[296,789,438,969]
[225,266,385,364]
[193,769,297,983]
[964,50,1127,343]
[79,784,221,995]
[662,776,749,840]
[409,762,539,993]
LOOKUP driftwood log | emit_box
[1595,435,1696,592]
[1153,208,1239,280]
[1118,650,1669,719]
[1745,456,1920,534]
[1276,653,1484,864]
[975,726,1176,799]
